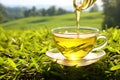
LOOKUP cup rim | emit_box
[52,27,99,38]
[52,26,99,33]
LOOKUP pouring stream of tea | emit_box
[73,0,96,29]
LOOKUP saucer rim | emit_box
[46,48,106,66]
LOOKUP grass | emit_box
[0,12,103,30]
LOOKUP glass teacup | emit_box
[52,27,107,60]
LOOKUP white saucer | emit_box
[46,48,106,66]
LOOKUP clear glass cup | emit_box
[52,27,107,60]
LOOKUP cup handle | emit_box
[92,35,107,51]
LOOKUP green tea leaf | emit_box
[31,57,39,70]
[7,58,18,71]
[113,29,118,40]
[0,74,6,79]
[20,43,24,51]
[110,65,120,71]
[0,57,4,65]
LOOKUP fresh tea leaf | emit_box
[7,58,18,71]
[0,57,4,65]
[110,65,120,71]
[31,57,39,70]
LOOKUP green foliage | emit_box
[0,12,3,21]
[0,3,72,23]
[24,6,38,17]
[23,5,71,17]
[0,27,120,80]
[47,6,56,16]
[0,28,53,79]
[102,0,120,29]
[0,3,9,23]
[111,65,120,71]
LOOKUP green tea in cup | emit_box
[52,27,107,60]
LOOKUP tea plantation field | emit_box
[0,12,103,30]
[0,12,120,80]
